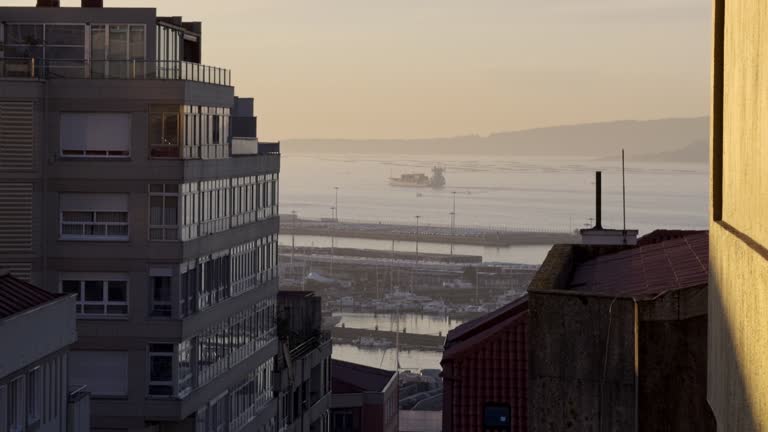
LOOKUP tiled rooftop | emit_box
[0,271,63,319]
[331,359,395,393]
[569,231,708,298]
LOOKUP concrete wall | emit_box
[0,296,76,378]
[638,314,714,432]
[528,292,636,432]
[709,0,768,430]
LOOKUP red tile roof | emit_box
[332,359,395,393]
[444,295,528,351]
[0,272,63,320]
[569,231,708,298]
[442,296,528,365]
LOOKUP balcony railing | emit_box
[0,58,231,86]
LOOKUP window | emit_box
[26,368,40,425]
[151,274,172,318]
[8,377,24,432]
[5,23,86,78]
[0,385,7,432]
[149,184,179,240]
[150,106,181,158]
[209,394,227,432]
[148,344,174,396]
[90,24,145,79]
[178,341,193,397]
[69,351,128,397]
[60,113,131,158]
[61,275,129,316]
[60,193,129,241]
[483,404,511,430]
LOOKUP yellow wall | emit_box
[709,1,768,430]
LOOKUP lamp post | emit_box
[450,191,457,256]
[291,210,296,265]
[334,187,339,221]
[415,215,421,263]
[330,207,336,276]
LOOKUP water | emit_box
[332,344,444,373]
[334,312,465,337]
[284,153,709,371]
[330,312,464,372]
[280,154,708,234]
[279,234,551,264]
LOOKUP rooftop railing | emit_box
[0,58,231,86]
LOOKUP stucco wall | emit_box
[708,225,768,431]
[709,0,768,430]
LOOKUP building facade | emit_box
[441,296,528,432]
[0,3,280,431]
[330,360,398,432]
[709,1,768,430]
[274,291,332,432]
[0,271,84,432]
[527,231,714,432]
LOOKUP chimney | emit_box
[595,171,603,229]
[82,0,104,7]
[36,0,60,6]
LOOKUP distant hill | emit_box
[282,117,709,159]
[634,139,708,163]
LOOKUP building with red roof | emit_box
[330,359,398,432]
[441,295,528,432]
[528,230,715,432]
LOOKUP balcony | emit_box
[0,58,231,86]
[232,138,281,156]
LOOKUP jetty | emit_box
[281,217,579,247]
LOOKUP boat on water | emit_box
[389,166,446,188]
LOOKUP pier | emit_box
[331,327,446,351]
[281,217,580,246]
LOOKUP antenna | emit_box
[622,149,626,232]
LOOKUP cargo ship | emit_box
[389,166,446,188]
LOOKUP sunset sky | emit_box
[7,0,711,140]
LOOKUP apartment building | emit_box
[274,291,332,432]
[0,2,280,431]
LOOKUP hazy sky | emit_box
[8,0,711,140]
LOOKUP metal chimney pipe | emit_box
[595,171,603,229]
[36,0,60,6]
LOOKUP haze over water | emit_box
[281,153,708,237]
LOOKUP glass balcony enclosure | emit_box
[0,21,230,85]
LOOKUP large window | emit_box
[179,236,278,318]
[149,184,179,240]
[61,275,129,317]
[150,272,173,318]
[60,193,129,241]
[8,377,24,432]
[90,24,145,79]
[148,344,174,396]
[4,23,86,78]
[26,368,40,425]
[150,106,181,158]
[60,113,131,158]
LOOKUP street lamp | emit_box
[450,191,457,256]
[415,215,421,263]
[330,207,336,276]
[334,187,340,221]
[291,210,297,265]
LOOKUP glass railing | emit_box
[0,58,231,86]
